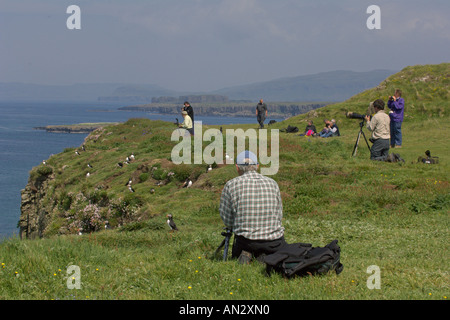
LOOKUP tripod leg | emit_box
[223,238,229,261]
[214,239,226,258]
[360,130,371,152]
[352,131,362,157]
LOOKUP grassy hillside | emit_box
[1,64,449,300]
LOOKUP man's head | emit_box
[235,150,259,175]
[394,89,402,98]
[259,99,263,104]
[184,101,190,107]
[373,99,385,111]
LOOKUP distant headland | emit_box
[34,122,119,134]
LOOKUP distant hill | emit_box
[0,82,177,102]
[213,69,396,102]
[98,85,179,103]
[0,69,395,103]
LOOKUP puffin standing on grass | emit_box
[166,214,178,231]
[182,178,192,188]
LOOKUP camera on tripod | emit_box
[346,111,372,157]
[346,112,368,120]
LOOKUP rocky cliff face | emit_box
[19,171,54,239]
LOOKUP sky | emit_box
[0,0,449,92]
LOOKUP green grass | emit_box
[1,64,449,300]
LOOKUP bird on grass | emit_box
[129,153,135,160]
[206,164,212,172]
[128,185,135,193]
[75,150,80,156]
[182,178,192,188]
[117,162,123,168]
[86,172,90,178]
[87,163,93,168]
[166,214,178,231]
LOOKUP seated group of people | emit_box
[299,119,340,138]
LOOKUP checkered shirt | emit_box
[219,170,284,240]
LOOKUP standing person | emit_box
[182,101,194,123]
[256,99,268,129]
[365,99,390,161]
[219,150,286,263]
[387,89,404,148]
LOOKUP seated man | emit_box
[179,110,194,135]
[219,151,286,262]
[365,99,390,161]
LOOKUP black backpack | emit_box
[281,125,299,133]
[264,240,343,278]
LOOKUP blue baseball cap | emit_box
[236,150,258,165]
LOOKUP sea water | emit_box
[0,101,284,239]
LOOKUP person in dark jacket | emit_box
[256,99,268,129]
[298,120,317,136]
[182,101,194,122]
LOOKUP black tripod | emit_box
[352,120,371,157]
[214,228,233,261]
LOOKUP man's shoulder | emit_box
[375,111,389,118]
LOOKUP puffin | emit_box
[117,162,123,168]
[75,150,80,156]
[206,164,212,172]
[125,178,132,186]
[86,172,90,177]
[150,188,155,194]
[182,178,192,188]
[87,163,93,168]
[129,153,135,160]
[128,185,135,193]
[166,214,178,231]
